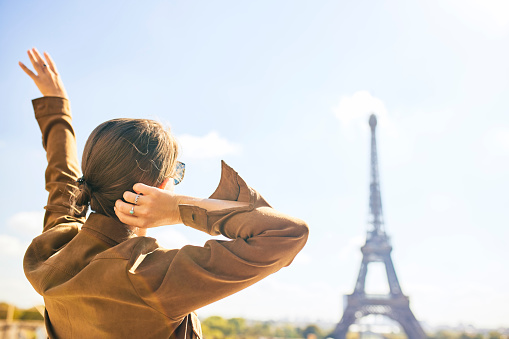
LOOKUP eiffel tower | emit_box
[331,114,426,339]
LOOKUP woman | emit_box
[19,48,309,339]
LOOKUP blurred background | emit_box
[0,0,508,337]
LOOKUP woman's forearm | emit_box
[178,196,249,212]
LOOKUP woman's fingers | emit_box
[27,50,41,72]
[31,48,44,68]
[115,199,139,216]
[28,48,50,74]
[117,187,181,227]
[43,51,58,74]
[114,207,142,228]
[18,62,37,81]
[133,183,158,195]
[123,191,143,205]
[114,201,154,228]
[32,48,46,67]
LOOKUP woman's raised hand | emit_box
[114,183,184,228]
[19,48,68,99]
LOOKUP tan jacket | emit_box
[23,97,309,339]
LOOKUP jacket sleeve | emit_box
[24,97,85,293]
[32,96,85,232]
[128,161,309,320]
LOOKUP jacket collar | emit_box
[81,213,134,246]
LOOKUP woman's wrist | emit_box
[43,91,68,99]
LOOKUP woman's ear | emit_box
[158,178,171,190]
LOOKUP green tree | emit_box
[18,307,44,321]
[245,321,271,338]
[227,317,246,336]
[280,324,301,338]
[202,316,231,338]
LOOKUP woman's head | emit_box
[72,118,179,219]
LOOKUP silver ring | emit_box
[129,206,135,215]
[134,194,140,205]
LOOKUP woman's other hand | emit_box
[19,48,68,99]
[115,184,183,228]
[115,182,250,229]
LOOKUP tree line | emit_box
[1,303,506,339]
[201,316,329,339]
[200,316,507,339]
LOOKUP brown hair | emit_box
[71,118,179,219]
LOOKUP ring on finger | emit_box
[134,194,140,205]
[130,205,135,215]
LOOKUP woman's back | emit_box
[26,215,189,338]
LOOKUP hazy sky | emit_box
[1,0,508,329]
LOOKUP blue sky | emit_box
[1,0,508,329]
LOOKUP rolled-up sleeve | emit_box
[128,161,309,319]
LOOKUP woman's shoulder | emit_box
[93,235,178,262]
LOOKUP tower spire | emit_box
[368,114,385,238]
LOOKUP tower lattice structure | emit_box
[330,114,426,339]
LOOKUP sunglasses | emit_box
[173,161,185,185]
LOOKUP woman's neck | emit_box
[127,226,147,237]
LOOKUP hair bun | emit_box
[76,180,92,207]
[72,178,93,217]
